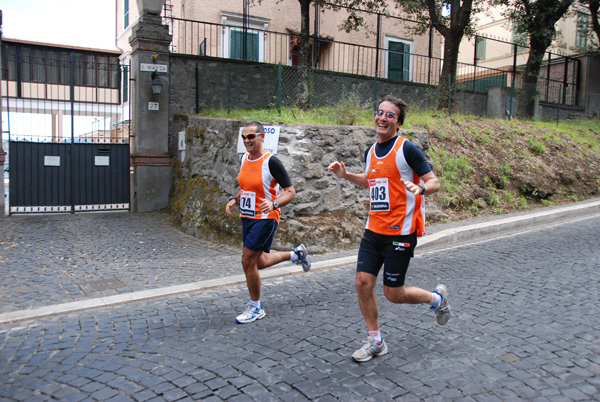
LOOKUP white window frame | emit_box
[383,36,414,81]
[220,11,269,62]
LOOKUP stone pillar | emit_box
[486,86,515,119]
[128,2,173,212]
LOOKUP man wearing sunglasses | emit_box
[328,95,450,362]
[226,121,311,324]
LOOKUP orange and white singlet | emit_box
[365,137,426,237]
[238,152,281,222]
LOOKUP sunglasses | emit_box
[376,110,396,119]
[242,133,262,139]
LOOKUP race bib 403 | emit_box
[369,178,390,211]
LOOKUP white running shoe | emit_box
[432,284,451,325]
[352,337,388,362]
[235,303,266,324]
[293,244,311,272]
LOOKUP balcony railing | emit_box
[166,16,445,85]
[164,15,579,106]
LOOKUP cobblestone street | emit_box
[0,209,599,401]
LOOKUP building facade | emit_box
[458,3,595,73]
[455,3,598,115]
[115,0,444,83]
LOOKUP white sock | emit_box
[290,250,298,262]
[249,300,261,309]
[369,330,382,344]
[430,292,442,309]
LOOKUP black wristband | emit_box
[228,195,237,203]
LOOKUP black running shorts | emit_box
[356,229,417,287]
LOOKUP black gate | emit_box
[8,142,129,213]
[2,39,130,214]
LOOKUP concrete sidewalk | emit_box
[1,198,599,325]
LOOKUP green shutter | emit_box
[231,31,259,61]
[123,66,129,103]
[476,38,486,60]
[124,0,129,29]
[388,41,410,81]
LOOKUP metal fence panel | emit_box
[2,43,131,214]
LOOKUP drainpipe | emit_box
[374,13,382,110]
[313,4,320,68]
[242,0,249,61]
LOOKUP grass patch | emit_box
[475,133,491,144]
[429,147,474,209]
[527,138,547,155]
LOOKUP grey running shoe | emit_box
[235,303,266,324]
[352,337,388,362]
[432,284,451,325]
[293,244,311,272]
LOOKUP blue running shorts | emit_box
[242,218,278,252]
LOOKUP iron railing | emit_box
[164,15,580,107]
[1,49,129,144]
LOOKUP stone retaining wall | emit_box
[169,116,437,253]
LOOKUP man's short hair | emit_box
[244,121,265,134]
[381,95,409,125]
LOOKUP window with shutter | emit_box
[230,30,259,62]
[386,38,412,81]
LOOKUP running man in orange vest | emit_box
[328,95,450,362]
[226,121,311,324]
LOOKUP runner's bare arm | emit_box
[225,191,242,215]
[259,185,296,213]
[328,161,368,187]
[400,172,440,196]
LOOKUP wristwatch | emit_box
[229,195,237,203]
[417,183,426,195]
[272,201,279,209]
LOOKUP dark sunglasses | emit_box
[376,110,396,119]
[242,133,262,139]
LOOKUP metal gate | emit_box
[8,142,129,213]
[2,39,130,214]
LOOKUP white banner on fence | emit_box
[237,126,280,154]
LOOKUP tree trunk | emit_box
[517,34,552,119]
[513,0,574,119]
[426,0,474,111]
[437,34,461,110]
[297,0,311,109]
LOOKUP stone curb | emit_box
[417,200,600,252]
[1,200,599,325]
[0,257,354,325]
